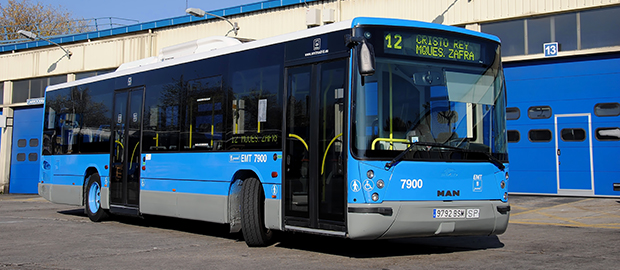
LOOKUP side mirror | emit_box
[345,34,376,77]
[357,40,376,76]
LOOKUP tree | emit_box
[0,0,90,41]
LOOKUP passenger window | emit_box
[507,130,520,142]
[561,128,586,141]
[506,107,520,120]
[18,139,27,147]
[529,129,552,142]
[594,103,620,117]
[528,106,552,119]
[595,127,620,141]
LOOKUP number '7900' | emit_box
[401,179,423,189]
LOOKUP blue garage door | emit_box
[9,107,43,194]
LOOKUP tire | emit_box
[241,177,273,247]
[85,173,108,222]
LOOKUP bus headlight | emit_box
[367,170,375,179]
[371,193,379,202]
[500,180,506,189]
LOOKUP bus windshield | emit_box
[352,28,507,163]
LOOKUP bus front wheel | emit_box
[85,172,108,222]
[241,177,273,247]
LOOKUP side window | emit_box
[181,76,225,151]
[507,130,520,143]
[594,103,620,117]
[529,129,552,142]
[43,82,113,155]
[228,64,283,150]
[17,139,27,147]
[506,107,520,120]
[561,128,586,141]
[528,106,552,119]
[142,71,182,152]
[595,127,620,141]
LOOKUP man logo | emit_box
[437,190,460,197]
[313,38,321,51]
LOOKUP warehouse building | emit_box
[1,0,619,197]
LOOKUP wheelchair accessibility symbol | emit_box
[363,180,374,191]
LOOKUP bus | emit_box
[39,17,510,247]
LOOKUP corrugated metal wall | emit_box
[1,0,620,82]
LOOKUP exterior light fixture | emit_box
[18,30,72,59]
[186,7,240,36]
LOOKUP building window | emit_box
[28,153,38,162]
[0,82,4,104]
[29,138,39,147]
[594,103,620,117]
[529,129,552,142]
[561,128,586,141]
[481,20,524,56]
[581,6,620,49]
[481,5,620,57]
[17,139,27,147]
[507,130,520,142]
[528,106,552,119]
[595,127,620,141]
[12,75,67,103]
[506,107,520,120]
[75,69,115,80]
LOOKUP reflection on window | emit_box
[594,103,620,117]
[43,83,114,155]
[506,107,520,120]
[561,128,586,141]
[528,106,551,119]
[529,129,552,142]
[507,130,520,143]
[595,127,620,141]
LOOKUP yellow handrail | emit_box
[371,138,409,150]
[288,134,308,151]
[321,133,342,175]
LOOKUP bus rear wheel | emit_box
[241,177,273,247]
[85,172,108,222]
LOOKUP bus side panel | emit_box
[140,152,281,224]
[40,154,109,206]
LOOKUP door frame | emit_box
[282,59,348,234]
[109,87,145,214]
[554,113,594,196]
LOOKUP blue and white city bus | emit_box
[39,17,510,247]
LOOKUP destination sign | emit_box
[384,32,482,63]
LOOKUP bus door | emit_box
[284,59,347,233]
[110,87,144,214]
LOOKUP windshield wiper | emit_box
[384,141,505,171]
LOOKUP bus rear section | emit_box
[346,21,510,239]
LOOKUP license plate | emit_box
[433,208,480,219]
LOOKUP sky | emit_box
[1,0,261,24]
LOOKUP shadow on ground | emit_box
[58,208,504,258]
